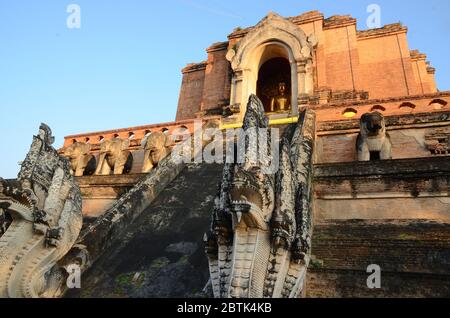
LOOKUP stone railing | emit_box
[60,126,217,296]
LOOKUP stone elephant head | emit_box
[64,142,96,177]
[141,132,171,173]
[95,138,133,175]
[360,111,386,137]
[357,111,392,161]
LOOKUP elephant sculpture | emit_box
[357,111,392,161]
[141,132,172,173]
[64,142,96,177]
[95,138,133,175]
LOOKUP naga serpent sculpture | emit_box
[0,124,82,298]
[205,95,316,298]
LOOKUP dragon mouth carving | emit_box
[0,180,34,221]
[229,169,273,230]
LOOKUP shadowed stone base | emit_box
[66,163,223,298]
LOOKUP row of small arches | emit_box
[342,99,448,118]
[71,126,189,144]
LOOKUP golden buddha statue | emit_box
[270,82,291,112]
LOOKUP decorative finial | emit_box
[39,123,55,145]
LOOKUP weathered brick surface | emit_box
[76,174,143,218]
[200,44,231,113]
[307,270,450,298]
[322,26,356,91]
[306,220,450,297]
[175,11,438,121]
[316,110,450,163]
[317,127,444,163]
[64,11,444,155]
[176,63,206,121]
[313,157,450,221]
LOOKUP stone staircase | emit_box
[66,163,223,298]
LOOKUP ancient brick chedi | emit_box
[54,10,450,298]
[1,10,449,298]
[177,11,437,121]
[62,10,447,173]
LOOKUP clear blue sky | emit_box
[1,0,449,178]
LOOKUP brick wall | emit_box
[322,25,357,92]
[316,110,450,163]
[306,220,450,297]
[174,12,439,121]
[176,63,206,121]
[313,157,450,221]
[201,43,231,113]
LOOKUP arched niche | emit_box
[257,56,291,113]
[227,12,316,120]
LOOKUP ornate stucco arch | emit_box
[227,12,317,119]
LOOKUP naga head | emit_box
[0,178,34,224]
[360,112,386,137]
[228,95,275,231]
[38,123,55,146]
[229,166,275,231]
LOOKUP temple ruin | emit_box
[0,10,449,298]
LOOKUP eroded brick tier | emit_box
[57,11,449,298]
[62,10,448,170]
[176,10,438,121]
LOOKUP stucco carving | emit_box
[205,95,316,298]
[227,12,312,69]
[425,128,449,155]
[0,124,82,298]
[141,132,172,173]
[357,112,392,161]
[226,12,317,118]
[95,138,133,175]
[64,142,96,177]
